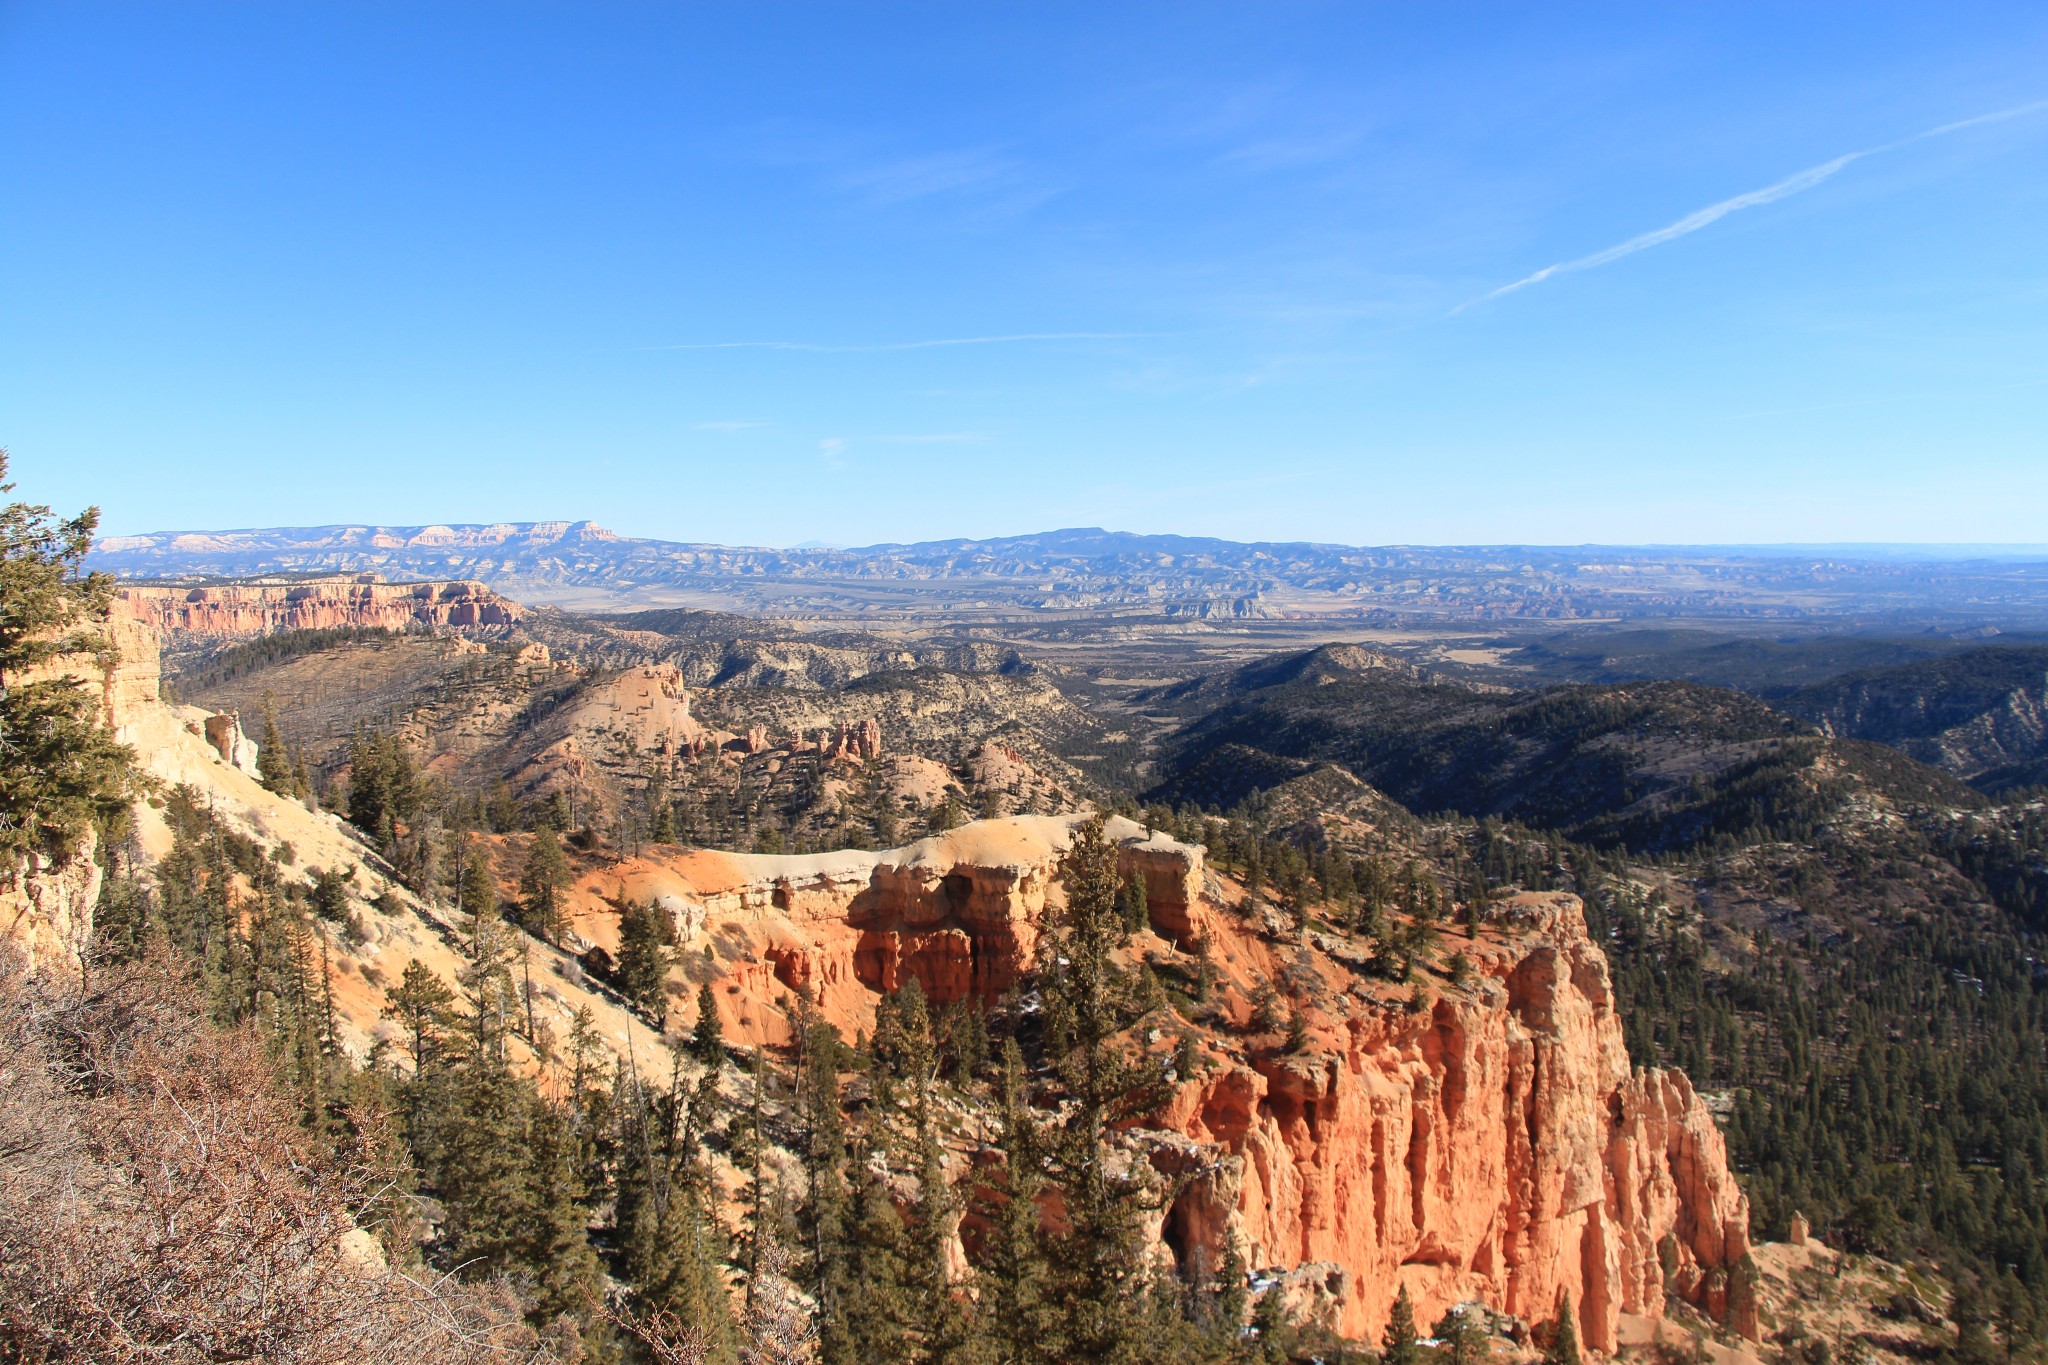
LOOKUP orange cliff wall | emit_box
[1153,893,1751,1350]
[115,578,521,640]
[548,821,1750,1353]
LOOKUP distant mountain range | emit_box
[91,520,2048,626]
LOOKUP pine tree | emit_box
[256,695,302,798]
[617,897,676,1018]
[694,978,726,1068]
[796,998,857,1364]
[1543,1291,1580,1365]
[1435,1304,1486,1365]
[1035,814,1167,1363]
[0,452,135,875]
[975,1038,1054,1365]
[457,843,497,923]
[1118,869,1150,934]
[517,1094,605,1330]
[1250,1289,1289,1364]
[626,1182,741,1365]
[841,1173,921,1361]
[382,960,456,1072]
[433,907,529,1273]
[1382,1285,1421,1365]
[519,827,574,942]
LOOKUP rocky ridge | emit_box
[116,578,522,640]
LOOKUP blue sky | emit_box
[4,3,2046,548]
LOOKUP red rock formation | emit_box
[557,830,1751,1353]
[115,578,520,640]
[824,717,883,762]
[1150,893,1751,1350]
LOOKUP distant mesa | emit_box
[90,520,2048,625]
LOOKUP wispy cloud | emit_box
[725,122,1060,227]
[1459,98,2048,312]
[644,332,1160,353]
[833,147,1022,206]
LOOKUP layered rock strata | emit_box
[1151,893,1749,1349]
[550,822,1749,1353]
[115,578,520,639]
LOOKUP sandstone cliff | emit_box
[116,578,520,640]
[531,819,1751,1352]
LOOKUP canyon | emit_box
[14,587,1764,1355]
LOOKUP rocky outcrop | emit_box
[115,578,520,640]
[0,835,103,975]
[555,826,1750,1353]
[1150,893,1749,1351]
[562,814,1203,1039]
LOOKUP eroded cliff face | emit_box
[543,821,1750,1353]
[1150,893,1749,1349]
[551,814,1199,1044]
[116,578,520,640]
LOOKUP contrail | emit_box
[1458,98,2048,312]
[641,331,1158,352]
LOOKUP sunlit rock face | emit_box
[1149,892,1752,1349]
[115,579,521,640]
[569,823,1750,1352]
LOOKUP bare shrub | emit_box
[0,944,564,1363]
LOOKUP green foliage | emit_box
[615,898,675,1019]
[1381,1285,1421,1365]
[1433,1304,1485,1365]
[1594,870,2048,1319]
[255,696,308,799]
[345,728,421,843]
[0,454,136,873]
[516,828,573,942]
[692,978,725,1067]
[1543,1292,1580,1365]
[1031,814,1173,1363]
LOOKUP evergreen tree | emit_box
[1117,869,1150,934]
[457,843,497,923]
[975,1038,1054,1365]
[1434,1304,1486,1365]
[518,827,574,941]
[1034,814,1169,1363]
[795,998,858,1365]
[693,978,726,1067]
[255,695,303,798]
[383,960,456,1071]
[345,729,419,845]
[517,1093,605,1330]
[0,452,135,875]
[1250,1289,1289,1365]
[1543,1292,1580,1365]
[841,1173,922,1361]
[617,897,676,1018]
[626,1182,741,1365]
[1382,1286,1421,1365]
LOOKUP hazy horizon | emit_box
[90,516,2048,562]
